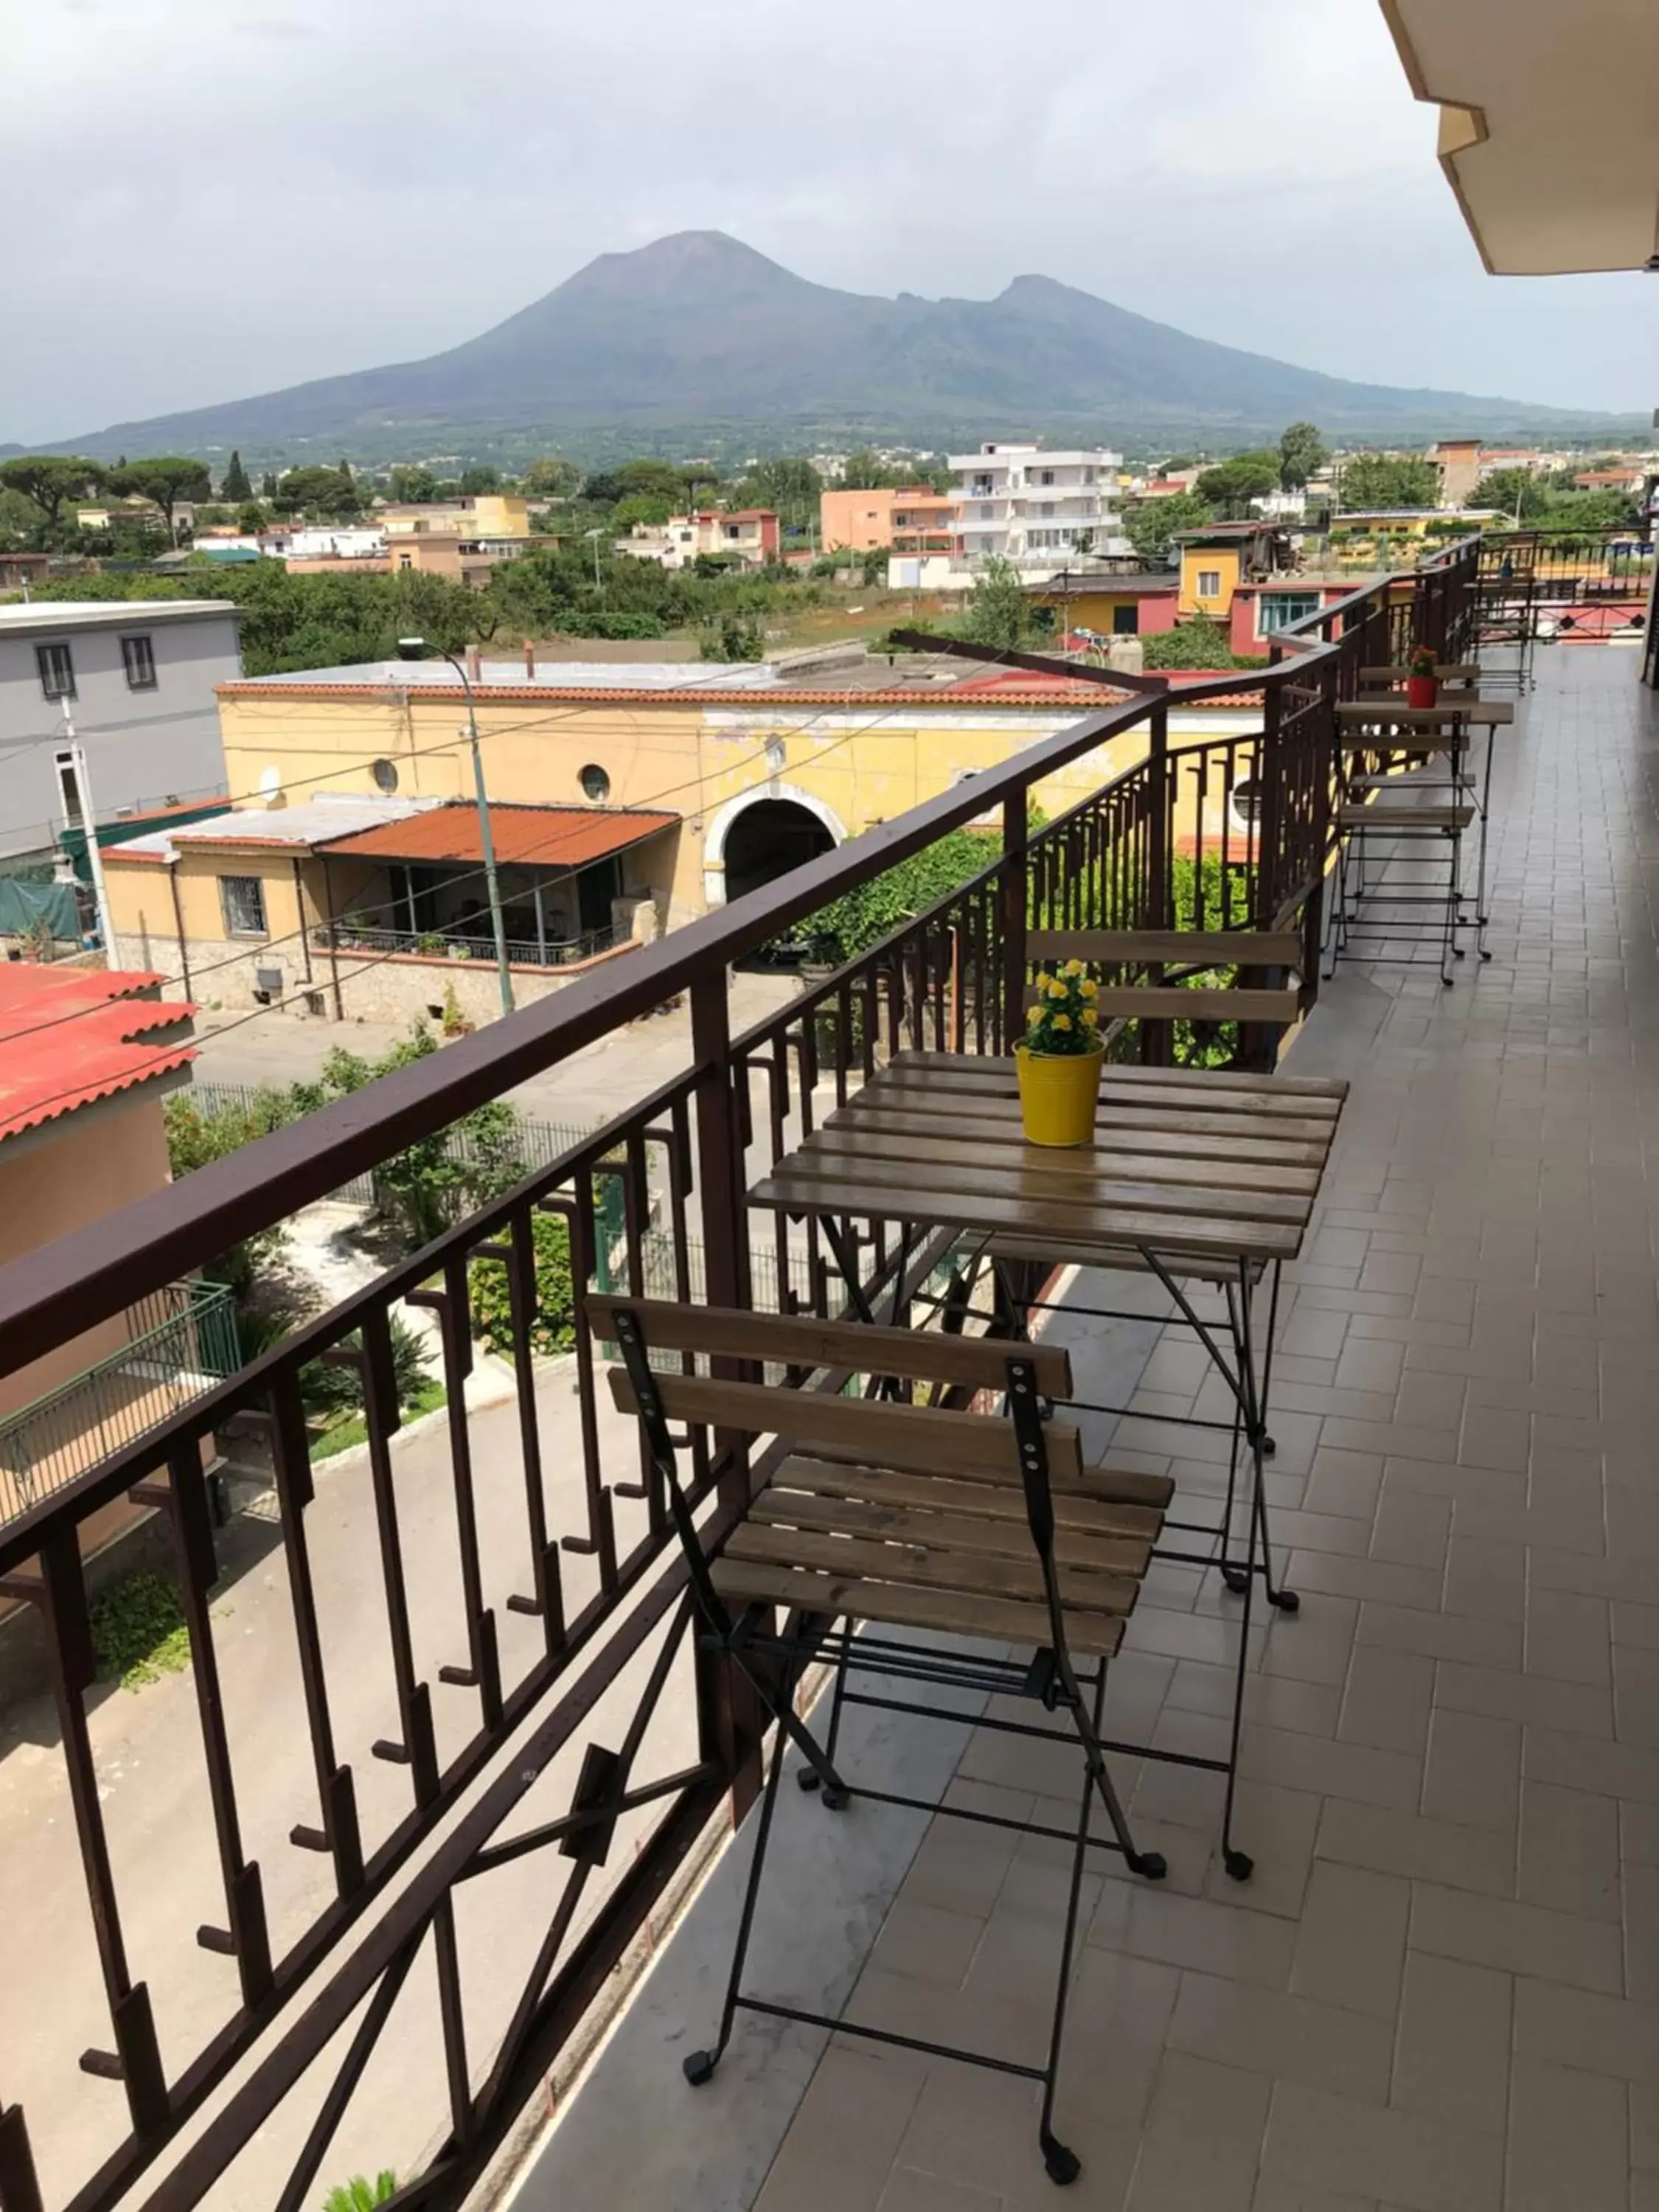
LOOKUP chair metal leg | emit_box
[799,1615,851,1802]
[683,1686,793,2085]
[1037,1664,1113,2188]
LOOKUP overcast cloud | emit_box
[4,0,1654,442]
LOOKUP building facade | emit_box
[0,599,238,862]
[947,442,1126,569]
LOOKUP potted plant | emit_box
[1015,960,1103,1147]
[1406,642,1439,709]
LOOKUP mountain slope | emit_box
[41,230,1620,459]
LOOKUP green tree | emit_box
[322,2177,398,2212]
[522,456,581,499]
[679,462,722,503]
[389,464,442,503]
[0,454,106,526]
[108,456,213,539]
[470,1213,576,1358]
[840,446,913,490]
[801,828,998,964]
[271,464,360,520]
[260,470,279,500]
[613,493,672,529]
[459,464,501,495]
[1194,451,1280,515]
[582,459,685,507]
[726,456,822,529]
[959,555,1031,652]
[1122,489,1212,566]
[1335,453,1439,511]
[1278,422,1326,490]
[236,500,270,532]
[698,608,767,661]
[220,450,253,502]
[1141,616,1261,671]
[1476,468,1548,521]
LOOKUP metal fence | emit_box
[0,1281,239,1518]
[312,922,623,970]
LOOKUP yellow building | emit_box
[380,494,532,540]
[102,656,1268,1023]
[1173,524,1286,618]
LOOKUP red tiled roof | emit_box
[319,803,680,869]
[215,680,1152,709]
[948,667,1267,709]
[0,967,197,1145]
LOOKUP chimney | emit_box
[465,644,482,684]
[523,638,536,678]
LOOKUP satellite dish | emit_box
[259,767,283,806]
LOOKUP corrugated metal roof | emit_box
[111,793,444,862]
[0,967,197,1145]
[319,803,680,869]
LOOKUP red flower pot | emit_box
[1406,674,1439,709]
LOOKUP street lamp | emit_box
[395,636,514,1017]
[583,526,605,588]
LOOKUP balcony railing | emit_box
[0,543,1478,2212]
[313,918,627,970]
[0,1281,238,1522]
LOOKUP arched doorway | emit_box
[720,798,838,903]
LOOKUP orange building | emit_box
[820,486,960,554]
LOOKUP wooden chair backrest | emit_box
[593,1296,1081,1484]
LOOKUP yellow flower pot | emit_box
[1015,1044,1104,1147]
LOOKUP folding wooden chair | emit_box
[594,1293,1171,2188]
[1026,926,1307,1054]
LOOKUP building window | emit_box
[120,634,157,689]
[220,874,268,937]
[54,750,82,825]
[579,763,611,802]
[36,641,75,700]
[372,757,400,792]
[1112,603,1139,635]
[1040,470,1054,486]
[1196,568,1222,599]
[1256,591,1321,635]
[397,552,412,569]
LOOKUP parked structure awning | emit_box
[318,804,680,872]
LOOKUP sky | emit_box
[4,0,1655,442]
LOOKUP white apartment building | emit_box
[947,442,1127,569]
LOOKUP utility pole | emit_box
[394,638,513,1016]
[60,708,115,953]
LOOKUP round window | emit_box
[579,763,611,803]
[372,757,399,793]
[1228,776,1262,832]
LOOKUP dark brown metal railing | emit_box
[0,548,1475,2212]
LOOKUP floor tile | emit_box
[1516,1778,1622,1923]
[1314,1799,1514,1899]
[1167,1968,1394,2101]
[1419,1708,1520,1834]
[1503,2056,1627,2212]
[1290,1862,1410,2020]
[1389,1952,1511,2136]
[1123,2051,1270,2212]
[1408,1880,1624,1994]
[1261,2080,1503,2212]
[1511,1976,1659,2080]
[1338,1646,1436,1758]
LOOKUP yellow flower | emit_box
[1027,1003,1043,1023]
[1081,1007,1099,1028]
[1079,978,1099,1000]
[1063,959,1085,978]
[1052,1013,1072,1032]
[1044,974,1065,997]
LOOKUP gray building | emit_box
[0,599,239,860]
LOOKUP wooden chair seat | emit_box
[717,1445,1166,1658]
[1338,803,1473,831]
[1088,986,1301,1025]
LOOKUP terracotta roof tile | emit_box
[0,967,197,1144]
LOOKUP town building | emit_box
[818,487,961,555]
[946,442,1126,571]
[0,552,52,593]
[1430,437,1486,507]
[379,493,532,542]
[613,509,780,571]
[1573,465,1646,493]
[0,965,230,1580]
[0,599,237,864]
[101,788,678,1029]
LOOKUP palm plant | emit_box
[322,2176,397,2212]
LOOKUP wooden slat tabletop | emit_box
[1338,698,1514,727]
[748,1050,1346,1266]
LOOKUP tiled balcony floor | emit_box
[745,651,1659,2212]
[509,649,1658,2212]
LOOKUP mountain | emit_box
[35,231,1627,462]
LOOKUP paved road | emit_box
[189,969,802,1130]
